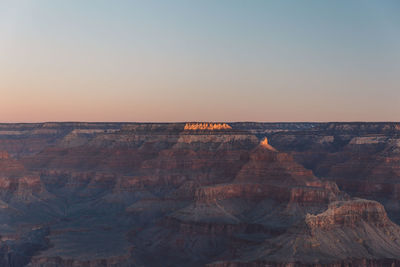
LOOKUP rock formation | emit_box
[0,122,398,266]
[184,122,232,130]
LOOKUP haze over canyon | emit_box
[0,122,400,266]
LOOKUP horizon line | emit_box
[0,121,399,124]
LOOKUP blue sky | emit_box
[0,0,399,122]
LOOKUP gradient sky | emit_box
[1,0,399,122]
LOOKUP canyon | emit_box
[0,122,400,266]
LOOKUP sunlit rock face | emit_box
[305,199,390,229]
[0,122,399,266]
[259,137,277,152]
[184,122,232,130]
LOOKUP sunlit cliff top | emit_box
[184,123,232,130]
[260,137,277,151]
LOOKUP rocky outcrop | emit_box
[0,154,50,202]
[0,174,51,202]
[259,137,277,152]
[208,198,400,266]
[306,199,390,230]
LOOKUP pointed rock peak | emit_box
[260,137,277,151]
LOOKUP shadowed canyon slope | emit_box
[0,122,400,266]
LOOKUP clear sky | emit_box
[1,0,399,122]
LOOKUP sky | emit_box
[0,0,399,122]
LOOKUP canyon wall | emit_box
[0,122,398,266]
